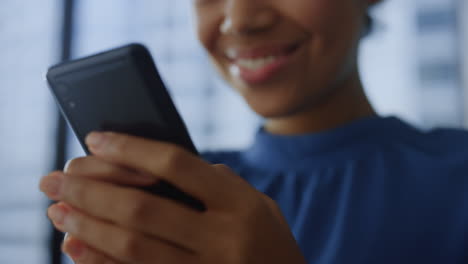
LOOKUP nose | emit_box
[221,0,277,35]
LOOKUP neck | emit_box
[264,71,376,135]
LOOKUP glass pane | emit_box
[0,0,61,263]
[360,0,463,128]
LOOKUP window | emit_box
[361,0,463,127]
[0,1,61,263]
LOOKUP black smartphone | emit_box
[46,43,205,211]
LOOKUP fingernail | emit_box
[65,239,86,260]
[48,205,68,226]
[63,232,69,241]
[63,159,72,172]
[86,132,105,149]
[43,175,63,198]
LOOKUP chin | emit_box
[235,77,337,120]
[240,91,310,119]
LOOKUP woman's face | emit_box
[194,0,373,118]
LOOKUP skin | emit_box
[41,133,305,264]
[40,0,380,263]
[195,0,378,134]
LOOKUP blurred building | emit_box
[0,1,59,263]
[415,0,463,127]
[361,0,464,129]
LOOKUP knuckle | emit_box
[65,178,87,203]
[123,193,151,225]
[162,147,185,172]
[70,214,87,234]
[118,233,142,260]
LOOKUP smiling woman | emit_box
[39,0,468,264]
[195,0,378,133]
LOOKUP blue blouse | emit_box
[203,116,468,264]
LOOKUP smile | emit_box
[225,42,303,85]
[236,55,280,70]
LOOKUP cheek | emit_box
[194,7,233,84]
[195,18,211,50]
[193,5,223,54]
[285,0,363,75]
[283,0,362,37]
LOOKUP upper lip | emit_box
[224,41,302,61]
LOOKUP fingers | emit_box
[48,203,194,264]
[65,156,156,186]
[62,235,120,264]
[84,132,238,207]
[45,174,210,251]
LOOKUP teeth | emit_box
[226,49,237,59]
[229,64,240,77]
[236,56,278,70]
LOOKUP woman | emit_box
[40,0,468,263]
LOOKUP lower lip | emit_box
[232,46,301,85]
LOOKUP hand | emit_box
[40,132,306,264]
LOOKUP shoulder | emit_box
[424,127,468,151]
[425,127,468,170]
[397,123,468,158]
[385,121,468,175]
